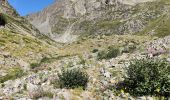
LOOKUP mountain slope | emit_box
[0,0,170,99]
[0,0,42,37]
[26,0,170,43]
[0,0,58,84]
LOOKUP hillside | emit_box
[0,0,169,99]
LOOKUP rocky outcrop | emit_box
[26,0,170,43]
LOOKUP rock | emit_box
[168,97,170,100]
[103,71,111,78]
[120,93,127,98]
[57,89,71,100]
[25,75,41,84]
[27,83,43,99]
[13,79,24,90]
[110,79,117,84]
[128,97,135,100]
[81,91,94,100]
[38,97,51,100]
[1,52,10,57]
[0,97,3,100]
[17,59,30,70]
[101,80,108,86]
[2,79,25,95]
[167,57,170,62]
[137,96,146,100]
[146,96,153,100]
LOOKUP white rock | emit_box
[146,96,153,100]
[27,83,43,99]
[104,71,111,78]
[17,59,29,70]
[137,96,146,100]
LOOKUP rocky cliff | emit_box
[26,0,170,43]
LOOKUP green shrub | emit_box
[98,47,120,60]
[122,59,170,97]
[58,69,89,89]
[0,14,7,26]
[79,57,86,65]
[0,67,24,83]
[30,63,40,69]
[92,49,99,53]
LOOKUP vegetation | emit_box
[0,67,24,83]
[30,62,40,69]
[92,49,99,53]
[30,57,53,69]
[0,14,7,26]
[155,18,170,37]
[122,43,136,53]
[121,59,170,97]
[98,46,120,60]
[58,68,89,89]
[42,91,54,98]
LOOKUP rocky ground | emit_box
[0,32,169,99]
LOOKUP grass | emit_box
[98,46,120,60]
[30,55,72,70]
[30,57,53,69]
[96,20,121,29]
[0,67,24,83]
[42,91,54,98]
[0,29,58,65]
[155,17,170,37]
[138,14,170,37]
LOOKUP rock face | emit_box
[26,0,170,43]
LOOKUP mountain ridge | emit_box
[26,0,170,43]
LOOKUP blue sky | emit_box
[8,0,55,16]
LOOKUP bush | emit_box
[58,69,89,89]
[92,49,99,53]
[30,63,40,69]
[122,59,170,97]
[0,14,7,26]
[98,47,120,60]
